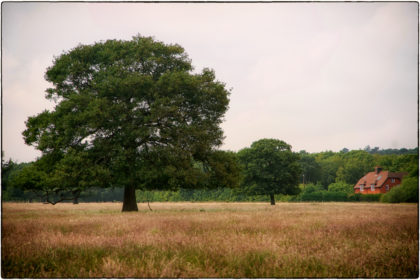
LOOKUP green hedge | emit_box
[135,188,273,203]
[346,193,382,202]
[360,193,382,202]
[323,191,348,202]
[296,191,374,202]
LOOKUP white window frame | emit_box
[360,184,364,192]
[371,185,375,191]
[391,178,395,183]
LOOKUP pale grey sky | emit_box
[2,2,418,163]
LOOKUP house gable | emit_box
[353,167,407,194]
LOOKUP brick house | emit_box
[354,166,407,194]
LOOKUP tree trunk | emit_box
[122,185,138,212]
[270,194,276,205]
[73,190,81,204]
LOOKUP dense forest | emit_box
[2,146,418,203]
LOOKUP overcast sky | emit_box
[2,2,418,163]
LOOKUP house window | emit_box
[391,178,395,183]
[371,185,375,191]
[386,185,389,191]
[360,184,364,192]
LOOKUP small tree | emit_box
[22,35,236,211]
[238,139,301,205]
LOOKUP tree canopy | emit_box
[237,139,301,205]
[21,35,238,211]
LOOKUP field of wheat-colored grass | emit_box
[2,202,418,278]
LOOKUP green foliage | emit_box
[2,157,17,192]
[364,146,418,155]
[315,152,343,188]
[5,144,417,204]
[309,149,418,188]
[402,177,419,203]
[9,151,106,204]
[301,183,324,193]
[381,177,419,203]
[292,182,383,202]
[79,187,124,202]
[322,191,348,202]
[20,35,235,207]
[299,152,322,184]
[347,193,362,202]
[9,162,46,195]
[203,151,242,189]
[135,187,267,202]
[396,155,419,178]
[359,194,382,202]
[238,139,301,203]
[1,156,37,202]
[295,190,347,202]
[335,151,375,184]
[299,191,323,202]
[294,183,347,202]
[328,182,354,194]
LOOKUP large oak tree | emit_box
[22,35,238,211]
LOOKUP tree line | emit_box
[3,146,418,204]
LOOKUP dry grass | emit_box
[2,202,418,278]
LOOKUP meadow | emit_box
[2,202,418,278]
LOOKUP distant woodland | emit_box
[2,146,417,203]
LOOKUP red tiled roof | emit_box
[389,172,408,179]
[353,170,407,189]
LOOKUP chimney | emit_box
[375,166,382,174]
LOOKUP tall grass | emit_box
[2,202,418,278]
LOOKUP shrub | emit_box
[328,182,354,194]
[300,191,324,201]
[347,193,361,201]
[381,177,419,203]
[296,183,350,202]
[297,191,348,202]
[302,183,324,193]
[346,193,381,202]
[276,194,294,202]
[323,191,348,202]
[359,194,382,202]
[402,177,419,203]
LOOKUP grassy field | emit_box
[2,202,418,278]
